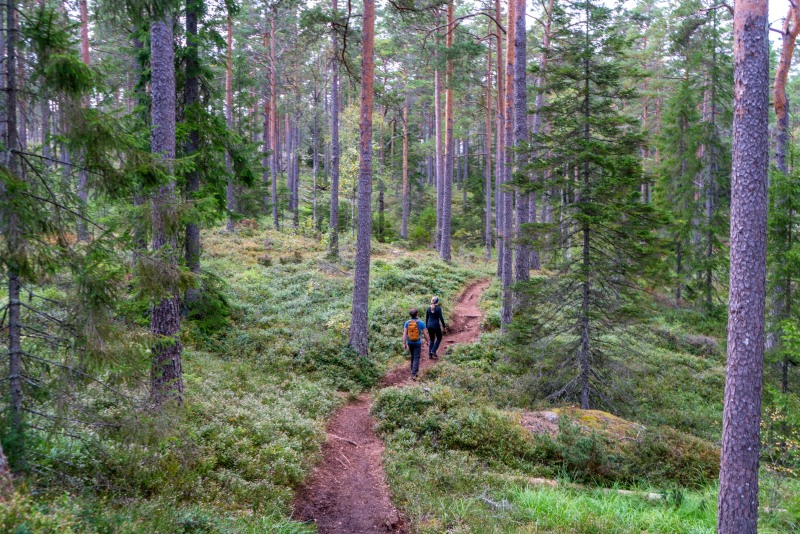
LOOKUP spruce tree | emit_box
[518,0,665,409]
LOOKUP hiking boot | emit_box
[411,374,418,381]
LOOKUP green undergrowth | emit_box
[2,223,488,532]
[375,278,800,532]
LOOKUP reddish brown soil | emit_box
[292,278,491,533]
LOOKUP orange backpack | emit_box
[407,320,420,342]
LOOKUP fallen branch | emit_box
[330,433,359,447]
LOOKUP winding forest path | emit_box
[293,278,491,533]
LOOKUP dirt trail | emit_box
[293,278,491,533]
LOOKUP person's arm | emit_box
[402,323,408,350]
[440,308,447,331]
[423,322,430,344]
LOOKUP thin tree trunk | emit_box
[313,108,319,229]
[435,65,444,249]
[579,1,592,409]
[513,0,529,284]
[530,0,553,270]
[149,12,183,407]
[500,0,516,327]
[401,88,409,239]
[262,31,271,214]
[329,0,340,256]
[485,19,493,260]
[440,0,455,262]
[495,0,505,278]
[184,0,202,305]
[270,17,279,230]
[348,0,375,356]
[76,0,90,242]
[225,14,235,232]
[717,0,769,531]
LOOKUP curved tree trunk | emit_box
[717,0,769,531]
[348,0,375,356]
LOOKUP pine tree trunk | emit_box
[440,0,455,262]
[293,122,300,229]
[329,0,340,256]
[40,0,50,165]
[500,0,516,327]
[717,1,769,531]
[262,32,271,214]
[313,108,319,229]
[270,17,279,230]
[4,0,24,468]
[530,0,553,270]
[184,0,202,306]
[348,0,375,356]
[495,0,505,279]
[401,89,409,239]
[434,65,444,250]
[513,0,530,284]
[485,19,493,260]
[225,14,235,232]
[149,13,183,407]
[76,0,90,242]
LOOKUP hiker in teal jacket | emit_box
[403,309,429,380]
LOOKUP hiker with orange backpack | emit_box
[403,308,429,380]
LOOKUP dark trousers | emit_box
[408,343,422,376]
[428,326,443,355]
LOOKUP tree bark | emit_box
[485,19,493,260]
[530,0,553,269]
[225,14,236,232]
[4,0,24,468]
[495,0,505,278]
[440,0,455,262]
[329,0,340,256]
[717,1,769,531]
[270,17,279,230]
[513,0,529,284]
[500,0,515,327]
[149,13,183,407]
[348,0,375,356]
[401,87,410,239]
[184,0,202,306]
[76,0,90,242]
[434,65,444,249]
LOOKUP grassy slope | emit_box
[0,224,489,532]
[374,279,800,533]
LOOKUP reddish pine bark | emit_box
[717,0,769,531]
[348,0,375,356]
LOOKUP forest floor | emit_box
[292,278,491,533]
